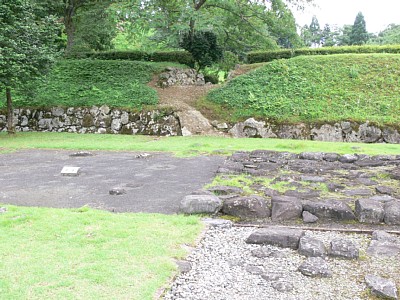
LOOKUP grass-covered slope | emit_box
[11,60,181,109]
[207,54,400,125]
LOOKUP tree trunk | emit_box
[64,1,76,53]
[6,87,15,135]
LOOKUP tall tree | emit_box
[309,15,322,46]
[33,0,114,53]
[350,12,368,45]
[0,0,59,133]
[123,0,309,55]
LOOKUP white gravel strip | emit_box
[164,226,400,300]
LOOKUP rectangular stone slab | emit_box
[245,226,305,250]
[61,166,81,176]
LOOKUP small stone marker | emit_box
[69,151,93,157]
[61,166,81,176]
[109,187,127,195]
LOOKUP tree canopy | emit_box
[118,0,306,55]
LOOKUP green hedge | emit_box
[69,50,194,66]
[247,45,400,64]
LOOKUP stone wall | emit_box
[157,68,206,87]
[0,106,181,136]
[225,118,400,144]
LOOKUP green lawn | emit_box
[0,205,202,300]
[1,132,400,157]
[207,54,400,124]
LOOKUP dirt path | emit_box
[148,76,224,136]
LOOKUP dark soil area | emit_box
[0,149,224,214]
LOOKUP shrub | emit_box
[247,45,400,63]
[180,31,223,70]
[66,50,194,66]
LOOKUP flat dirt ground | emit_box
[0,149,224,214]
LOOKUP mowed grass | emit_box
[207,54,400,124]
[1,132,400,156]
[0,205,202,300]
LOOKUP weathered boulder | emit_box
[299,152,324,161]
[358,123,382,143]
[298,236,326,257]
[323,153,340,162]
[329,239,359,259]
[365,274,398,300]
[302,200,355,221]
[384,201,400,225]
[271,196,303,221]
[339,154,359,163]
[372,230,398,243]
[180,194,222,214]
[375,186,394,195]
[222,195,270,219]
[383,127,400,144]
[355,198,384,224]
[367,240,400,257]
[245,226,305,250]
[298,257,332,278]
[302,211,319,223]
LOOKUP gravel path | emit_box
[164,224,400,300]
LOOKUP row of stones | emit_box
[181,191,400,225]
[243,226,399,299]
[220,150,400,175]
[0,106,181,136]
[228,117,400,144]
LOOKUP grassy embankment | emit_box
[3,59,185,109]
[203,54,400,125]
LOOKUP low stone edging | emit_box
[180,150,400,226]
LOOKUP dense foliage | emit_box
[207,54,400,124]
[118,0,304,56]
[180,31,223,70]
[0,0,59,132]
[11,60,165,108]
[69,50,194,65]
[247,45,400,63]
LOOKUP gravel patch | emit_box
[164,226,400,300]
